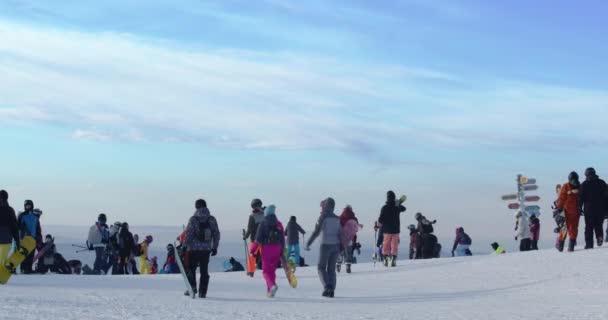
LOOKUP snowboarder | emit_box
[306,197,341,298]
[87,213,110,274]
[556,172,581,252]
[529,215,540,250]
[579,167,607,249]
[162,244,180,274]
[242,198,265,277]
[407,224,418,259]
[338,205,362,273]
[183,199,220,298]
[117,222,135,274]
[284,216,306,266]
[451,227,472,257]
[35,234,56,273]
[491,242,506,254]
[224,257,245,272]
[18,200,43,274]
[0,190,18,267]
[138,235,154,274]
[377,191,406,267]
[515,211,531,251]
[250,205,285,298]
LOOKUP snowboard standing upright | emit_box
[0,236,37,284]
[280,253,297,288]
[174,242,194,299]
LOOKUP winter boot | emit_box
[391,255,397,267]
[346,264,351,274]
[336,263,341,273]
[322,288,330,297]
[328,289,335,298]
[568,240,576,252]
[383,255,389,267]
[267,285,278,298]
[597,237,603,247]
[556,240,565,252]
[246,272,254,277]
[184,288,197,296]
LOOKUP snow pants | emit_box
[261,244,282,292]
[93,247,107,273]
[382,233,400,256]
[317,244,339,291]
[247,243,261,274]
[584,214,604,248]
[566,213,580,241]
[187,250,211,295]
[286,244,301,265]
[519,238,531,251]
[454,244,470,257]
[139,256,151,274]
[0,244,10,267]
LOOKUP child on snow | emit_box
[339,205,362,273]
[284,216,306,266]
[529,215,540,250]
[250,205,285,298]
[139,235,153,274]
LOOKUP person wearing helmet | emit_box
[243,198,265,277]
[18,200,43,274]
[139,235,154,274]
[377,191,406,267]
[87,213,110,274]
[0,190,18,268]
[407,224,418,259]
[556,172,582,252]
[580,167,607,249]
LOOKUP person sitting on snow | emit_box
[491,242,506,254]
[225,257,245,272]
[451,227,472,257]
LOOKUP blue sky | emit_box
[0,0,606,239]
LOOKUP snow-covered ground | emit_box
[3,244,608,320]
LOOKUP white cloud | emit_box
[71,129,111,142]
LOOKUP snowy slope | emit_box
[2,246,608,320]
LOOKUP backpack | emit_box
[198,218,213,242]
[266,225,282,244]
[133,243,142,257]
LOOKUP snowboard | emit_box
[0,236,36,284]
[279,254,297,288]
[552,202,567,251]
[174,242,194,299]
[32,238,54,264]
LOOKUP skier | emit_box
[451,227,472,257]
[117,222,135,274]
[162,244,179,274]
[183,199,220,298]
[138,235,153,274]
[250,205,284,298]
[415,212,438,259]
[306,197,341,298]
[529,215,540,250]
[0,190,19,267]
[377,191,406,267]
[579,167,607,249]
[18,200,43,274]
[556,172,581,252]
[515,211,531,251]
[284,216,306,266]
[491,242,506,254]
[407,224,418,259]
[87,213,110,274]
[242,198,265,277]
[338,205,362,273]
[224,257,245,272]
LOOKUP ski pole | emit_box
[75,248,89,253]
[72,244,88,249]
[243,229,250,275]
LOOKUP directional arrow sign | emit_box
[525,205,541,211]
[523,185,538,191]
[524,196,540,202]
[508,203,520,210]
[501,194,518,201]
[523,178,537,185]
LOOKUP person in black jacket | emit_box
[0,190,19,267]
[117,222,135,274]
[377,191,406,267]
[580,167,608,249]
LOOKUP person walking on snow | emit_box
[515,211,531,251]
[138,235,153,274]
[184,199,220,298]
[529,215,540,250]
[250,205,284,298]
[451,227,472,257]
[87,213,109,274]
[242,198,265,277]
[556,172,581,252]
[339,205,362,273]
[306,197,341,298]
[580,167,607,249]
[377,191,406,267]
[18,200,43,274]
[284,216,305,266]
[0,190,18,267]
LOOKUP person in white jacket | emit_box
[87,213,110,274]
[515,211,531,251]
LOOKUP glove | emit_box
[211,249,217,256]
[515,236,518,241]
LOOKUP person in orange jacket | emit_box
[556,171,581,252]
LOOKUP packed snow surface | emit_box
[2,246,606,320]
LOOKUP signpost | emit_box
[502,174,541,217]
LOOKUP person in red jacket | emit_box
[557,171,581,252]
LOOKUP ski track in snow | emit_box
[3,246,608,320]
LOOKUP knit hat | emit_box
[24,199,34,210]
[0,190,8,201]
[98,213,107,223]
[195,199,207,209]
[320,197,335,212]
[145,235,153,243]
[264,205,276,216]
[387,190,396,203]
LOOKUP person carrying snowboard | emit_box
[87,213,110,274]
[250,205,284,298]
[117,222,135,274]
[138,235,154,274]
[243,198,265,277]
[556,172,581,252]
[285,216,306,267]
[515,211,531,251]
[184,199,220,298]
[579,167,607,249]
[18,200,43,274]
[338,205,362,273]
[377,191,406,267]
[407,224,418,259]
[0,190,19,267]
[306,197,341,298]
[529,215,540,250]
[451,227,472,257]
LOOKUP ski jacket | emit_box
[184,208,220,252]
[285,220,305,245]
[87,222,110,248]
[340,219,360,248]
[557,182,581,216]
[417,217,436,235]
[580,175,607,217]
[378,202,406,234]
[452,227,472,251]
[529,221,540,241]
[118,229,135,257]
[0,200,19,245]
[243,209,265,242]
[515,215,531,240]
[18,210,43,245]
[494,246,506,254]
[307,211,341,247]
[254,214,285,247]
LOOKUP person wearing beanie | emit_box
[580,167,607,249]
[338,205,362,273]
[184,198,220,298]
[306,197,341,298]
[87,213,110,274]
[17,200,44,274]
[377,191,406,267]
[556,172,581,252]
[250,205,285,298]
[117,222,136,274]
[285,215,306,266]
[0,190,19,267]
[243,198,265,277]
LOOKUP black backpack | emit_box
[198,218,213,242]
[267,225,282,244]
